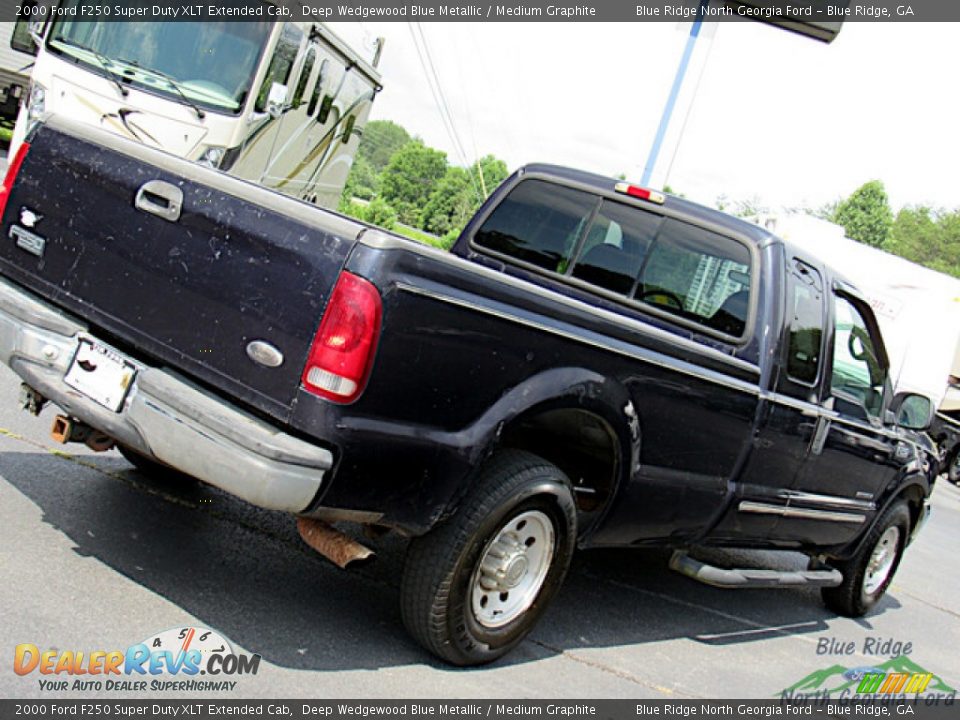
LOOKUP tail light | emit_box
[301,272,382,403]
[0,142,30,220]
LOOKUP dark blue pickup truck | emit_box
[0,118,939,665]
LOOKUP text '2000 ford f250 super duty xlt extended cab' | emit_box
[0,118,939,665]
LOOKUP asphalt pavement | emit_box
[0,366,958,700]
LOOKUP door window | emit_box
[831,296,886,419]
[254,24,302,113]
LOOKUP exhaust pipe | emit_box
[50,415,116,452]
[296,517,375,569]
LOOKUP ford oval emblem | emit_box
[246,340,284,368]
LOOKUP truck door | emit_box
[778,290,900,546]
[710,256,828,542]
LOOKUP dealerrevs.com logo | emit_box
[13,627,260,693]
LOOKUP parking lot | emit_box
[1,363,958,700]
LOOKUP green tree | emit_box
[343,155,379,201]
[832,180,893,248]
[886,206,960,278]
[421,167,475,236]
[714,194,766,218]
[422,156,510,236]
[361,197,399,230]
[472,155,508,198]
[379,140,448,226]
[357,120,412,173]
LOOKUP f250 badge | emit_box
[10,207,45,258]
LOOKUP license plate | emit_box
[64,339,137,412]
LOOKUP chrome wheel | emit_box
[470,510,556,628]
[862,526,900,597]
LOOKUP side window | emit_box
[291,46,317,109]
[831,296,885,419]
[341,115,356,144]
[317,93,335,124]
[473,180,598,273]
[254,24,302,113]
[570,200,661,295]
[636,219,752,337]
[786,260,824,385]
[307,59,329,116]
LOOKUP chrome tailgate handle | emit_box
[135,180,183,222]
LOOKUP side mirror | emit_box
[10,14,44,56]
[890,392,934,431]
[28,19,44,48]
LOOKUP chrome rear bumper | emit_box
[0,276,332,513]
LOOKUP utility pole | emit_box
[640,0,708,187]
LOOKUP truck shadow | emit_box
[2,451,901,673]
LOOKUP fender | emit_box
[830,474,931,561]
[444,366,638,526]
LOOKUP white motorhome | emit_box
[11,0,382,208]
[756,213,960,407]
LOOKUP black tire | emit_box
[400,449,577,666]
[821,502,910,617]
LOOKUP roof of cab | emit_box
[519,163,779,249]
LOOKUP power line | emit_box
[407,22,483,201]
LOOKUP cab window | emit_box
[635,219,752,337]
[473,180,597,273]
[473,179,752,338]
[570,200,660,295]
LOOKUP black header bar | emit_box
[0,0,950,23]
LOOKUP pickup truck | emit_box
[0,117,938,666]
[929,409,960,484]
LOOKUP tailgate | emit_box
[0,118,363,421]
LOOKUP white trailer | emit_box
[11,0,383,209]
[756,213,960,407]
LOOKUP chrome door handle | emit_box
[135,180,183,222]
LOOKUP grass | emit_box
[391,223,454,251]
[342,199,455,251]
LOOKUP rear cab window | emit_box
[472,178,754,341]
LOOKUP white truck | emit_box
[10,0,383,209]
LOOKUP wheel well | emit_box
[896,484,926,532]
[498,408,620,532]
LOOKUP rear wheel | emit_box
[400,450,577,666]
[821,502,910,617]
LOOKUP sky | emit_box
[328,20,959,215]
